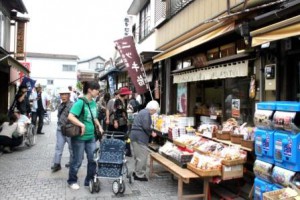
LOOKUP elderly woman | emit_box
[130,100,160,181]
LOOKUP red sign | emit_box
[19,62,31,82]
[114,36,149,94]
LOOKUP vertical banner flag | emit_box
[20,76,36,94]
[114,36,148,94]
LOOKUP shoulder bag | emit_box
[61,98,85,137]
[84,99,103,141]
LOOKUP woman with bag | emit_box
[67,81,103,190]
[113,87,132,156]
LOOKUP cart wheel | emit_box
[89,179,95,193]
[94,179,100,193]
[112,180,120,195]
[119,181,126,194]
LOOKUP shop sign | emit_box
[114,36,149,94]
[16,22,25,60]
[173,60,248,83]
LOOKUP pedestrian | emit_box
[112,87,132,156]
[51,88,74,172]
[97,92,110,131]
[15,85,31,117]
[105,89,119,130]
[30,83,49,134]
[0,109,29,153]
[68,86,78,102]
[67,81,104,190]
[130,100,160,181]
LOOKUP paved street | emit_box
[0,112,208,200]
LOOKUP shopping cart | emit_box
[89,131,134,194]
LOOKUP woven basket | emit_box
[187,163,221,177]
[263,188,298,200]
[221,158,246,166]
[230,134,243,144]
[241,139,254,151]
[173,140,186,148]
[216,131,231,140]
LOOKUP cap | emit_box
[119,87,132,95]
[35,83,42,88]
[58,88,71,94]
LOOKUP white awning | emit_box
[173,60,248,83]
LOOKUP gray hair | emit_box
[146,100,160,111]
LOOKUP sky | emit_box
[22,0,132,60]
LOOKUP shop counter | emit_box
[150,152,210,200]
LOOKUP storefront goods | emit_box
[253,159,274,183]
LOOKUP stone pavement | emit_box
[0,112,211,200]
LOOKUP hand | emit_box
[80,125,85,136]
[105,118,109,125]
[113,120,118,129]
[151,132,157,137]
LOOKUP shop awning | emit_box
[99,68,120,81]
[0,55,30,75]
[153,22,235,63]
[173,60,248,84]
[251,15,300,47]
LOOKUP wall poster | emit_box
[177,83,187,116]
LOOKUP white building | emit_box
[26,52,79,95]
[77,55,105,72]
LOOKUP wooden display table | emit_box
[150,152,210,200]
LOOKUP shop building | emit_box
[0,0,30,114]
[149,0,297,127]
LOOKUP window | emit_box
[0,11,9,49]
[96,63,104,69]
[169,0,194,18]
[47,80,54,85]
[139,2,151,41]
[62,64,76,72]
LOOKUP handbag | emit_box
[61,123,81,137]
[61,98,85,137]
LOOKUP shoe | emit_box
[68,183,80,190]
[65,163,70,168]
[133,173,148,181]
[51,164,61,172]
[3,146,12,153]
[37,132,45,134]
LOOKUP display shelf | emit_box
[196,132,253,152]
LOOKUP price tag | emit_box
[210,115,217,120]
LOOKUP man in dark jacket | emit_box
[16,85,31,116]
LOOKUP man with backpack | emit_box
[51,88,73,172]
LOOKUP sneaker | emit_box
[68,183,80,190]
[51,164,61,172]
[133,173,148,181]
[65,163,70,168]
[37,132,45,134]
[3,146,12,153]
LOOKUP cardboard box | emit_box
[221,165,243,180]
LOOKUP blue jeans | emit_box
[52,129,73,165]
[67,138,96,185]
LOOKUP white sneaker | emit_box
[69,183,80,190]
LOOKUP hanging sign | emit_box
[114,36,149,94]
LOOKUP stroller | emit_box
[89,131,134,195]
